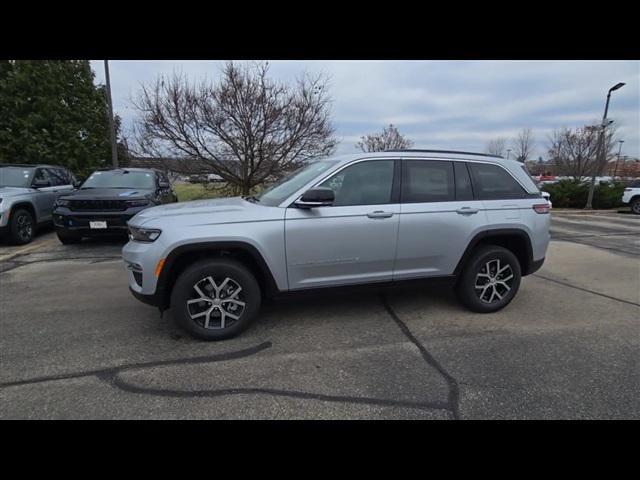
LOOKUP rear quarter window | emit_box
[469,163,527,200]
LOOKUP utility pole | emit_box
[104,60,118,169]
[613,140,624,177]
[585,82,625,209]
[506,149,511,160]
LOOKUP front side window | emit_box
[33,168,51,186]
[46,168,68,186]
[319,160,395,206]
[469,163,527,200]
[81,170,156,189]
[401,160,454,203]
[258,160,340,207]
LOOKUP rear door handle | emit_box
[456,207,479,215]
[367,211,394,219]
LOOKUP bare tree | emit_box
[485,137,507,157]
[356,124,414,152]
[546,125,619,179]
[512,128,534,163]
[132,62,337,195]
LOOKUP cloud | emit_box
[91,60,640,159]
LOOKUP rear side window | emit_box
[454,162,474,201]
[401,160,454,203]
[468,163,527,200]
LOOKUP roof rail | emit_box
[385,149,504,159]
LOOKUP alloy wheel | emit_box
[186,276,246,329]
[474,258,514,304]
[16,214,33,242]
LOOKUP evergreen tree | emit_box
[0,60,112,175]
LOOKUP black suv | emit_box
[53,168,177,244]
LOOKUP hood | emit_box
[131,196,282,227]
[59,187,153,200]
[0,186,35,199]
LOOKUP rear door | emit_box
[285,159,400,289]
[394,159,488,279]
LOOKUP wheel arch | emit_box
[157,241,280,310]
[454,228,534,277]
[8,201,37,223]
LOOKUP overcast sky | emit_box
[90,60,640,159]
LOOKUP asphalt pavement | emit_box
[0,212,638,419]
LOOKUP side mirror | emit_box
[158,180,170,189]
[294,187,335,208]
[73,179,83,188]
[32,179,50,188]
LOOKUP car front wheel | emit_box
[9,208,35,245]
[456,245,522,313]
[630,198,640,215]
[170,258,262,340]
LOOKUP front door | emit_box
[285,159,400,290]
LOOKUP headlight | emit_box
[126,199,151,207]
[54,198,70,207]
[128,225,162,243]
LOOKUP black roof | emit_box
[385,149,504,159]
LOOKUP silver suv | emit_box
[0,164,77,244]
[123,150,550,340]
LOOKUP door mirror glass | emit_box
[294,187,335,208]
[158,180,170,189]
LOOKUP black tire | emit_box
[456,245,522,313]
[56,229,82,244]
[170,258,261,340]
[9,208,35,245]
[631,198,640,215]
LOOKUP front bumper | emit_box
[53,205,149,236]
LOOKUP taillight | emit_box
[533,204,550,214]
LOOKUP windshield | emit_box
[81,170,156,189]
[257,160,341,206]
[0,167,35,188]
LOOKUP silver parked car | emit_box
[123,150,551,340]
[0,164,78,244]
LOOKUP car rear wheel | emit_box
[456,245,522,313]
[56,229,82,244]
[170,258,261,340]
[630,198,640,215]
[9,209,35,245]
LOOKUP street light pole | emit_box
[585,82,625,209]
[506,149,511,160]
[104,60,118,169]
[613,140,624,177]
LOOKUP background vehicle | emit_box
[0,164,77,244]
[622,178,640,214]
[53,168,177,244]
[123,150,550,340]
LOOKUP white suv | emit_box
[622,179,640,214]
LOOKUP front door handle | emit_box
[367,211,394,219]
[456,207,479,215]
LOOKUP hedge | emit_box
[540,180,626,209]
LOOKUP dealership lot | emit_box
[0,212,638,419]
